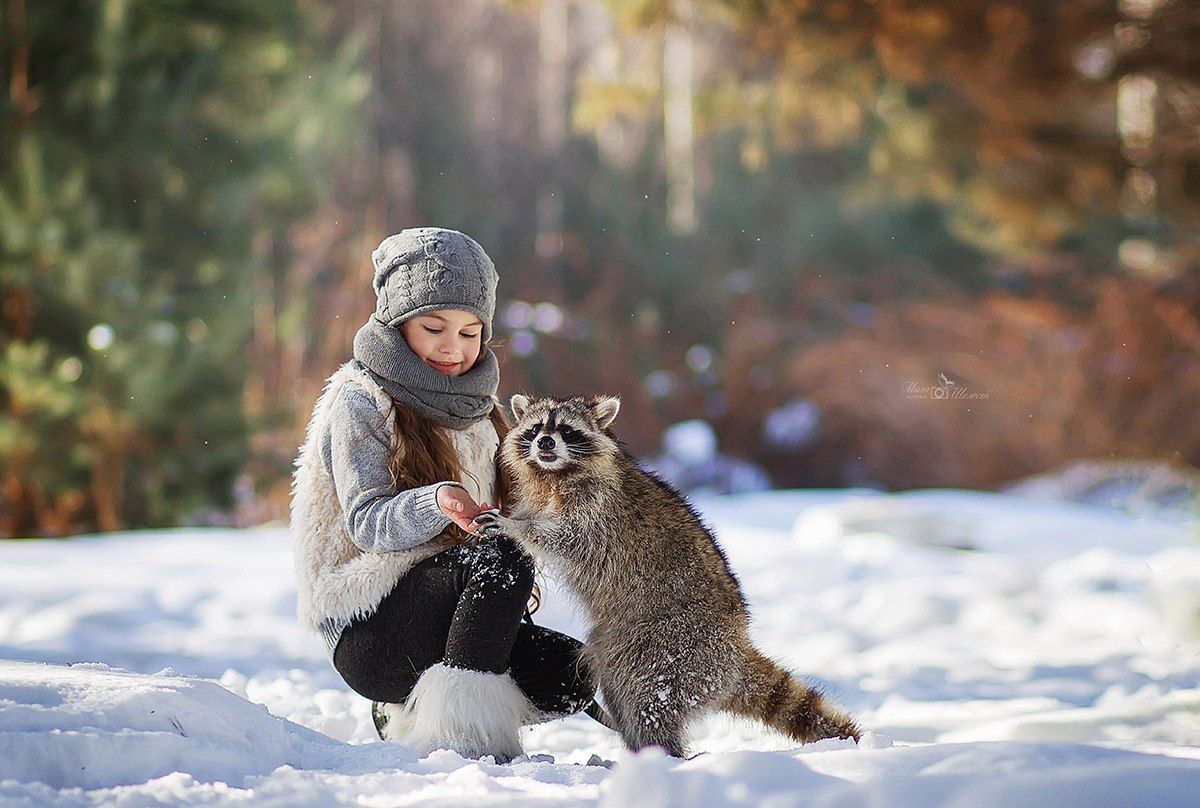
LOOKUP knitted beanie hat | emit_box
[370,227,498,341]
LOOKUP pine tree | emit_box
[0,0,364,536]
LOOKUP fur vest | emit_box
[290,361,499,641]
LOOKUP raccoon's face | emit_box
[504,394,621,474]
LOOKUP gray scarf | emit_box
[352,317,497,430]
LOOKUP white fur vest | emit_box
[290,361,499,642]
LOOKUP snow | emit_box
[2,489,1200,805]
[1004,459,1200,519]
[0,661,338,791]
[762,397,820,451]
[661,420,719,465]
[644,421,772,495]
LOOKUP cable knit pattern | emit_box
[370,228,498,341]
[291,360,500,656]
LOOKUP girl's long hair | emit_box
[384,391,540,613]
[385,403,512,518]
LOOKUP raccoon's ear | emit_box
[591,395,620,429]
[510,393,532,420]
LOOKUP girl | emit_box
[290,227,597,762]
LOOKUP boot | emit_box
[375,662,533,763]
[371,699,394,740]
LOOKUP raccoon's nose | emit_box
[536,435,556,451]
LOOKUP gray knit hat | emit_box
[370,227,498,341]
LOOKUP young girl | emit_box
[290,227,597,762]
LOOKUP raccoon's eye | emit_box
[522,423,542,442]
[559,425,579,440]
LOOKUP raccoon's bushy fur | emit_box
[473,394,860,756]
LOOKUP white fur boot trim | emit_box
[395,662,533,762]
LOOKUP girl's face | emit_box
[398,310,484,376]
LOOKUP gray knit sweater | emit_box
[320,384,459,554]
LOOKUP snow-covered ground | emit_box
[3,489,1200,806]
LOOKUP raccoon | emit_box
[472,394,860,757]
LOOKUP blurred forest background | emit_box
[3,0,1200,537]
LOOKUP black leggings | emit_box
[333,537,596,717]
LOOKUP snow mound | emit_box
[0,660,338,790]
[792,489,1194,561]
[602,743,1200,808]
[1005,459,1200,519]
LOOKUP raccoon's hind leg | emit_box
[611,694,689,757]
[602,679,691,757]
[723,650,860,744]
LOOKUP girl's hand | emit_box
[437,485,492,534]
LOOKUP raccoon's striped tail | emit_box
[724,650,860,744]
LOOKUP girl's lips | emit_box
[428,359,460,373]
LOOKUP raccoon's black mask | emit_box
[506,394,620,473]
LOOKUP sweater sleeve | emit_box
[327,383,460,553]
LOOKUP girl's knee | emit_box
[471,536,535,592]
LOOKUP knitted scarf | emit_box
[352,317,497,430]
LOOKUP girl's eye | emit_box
[423,326,443,334]
[460,332,480,340]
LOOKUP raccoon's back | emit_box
[603,451,747,613]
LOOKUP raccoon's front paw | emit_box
[471,509,517,539]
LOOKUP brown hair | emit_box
[385,403,513,516]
